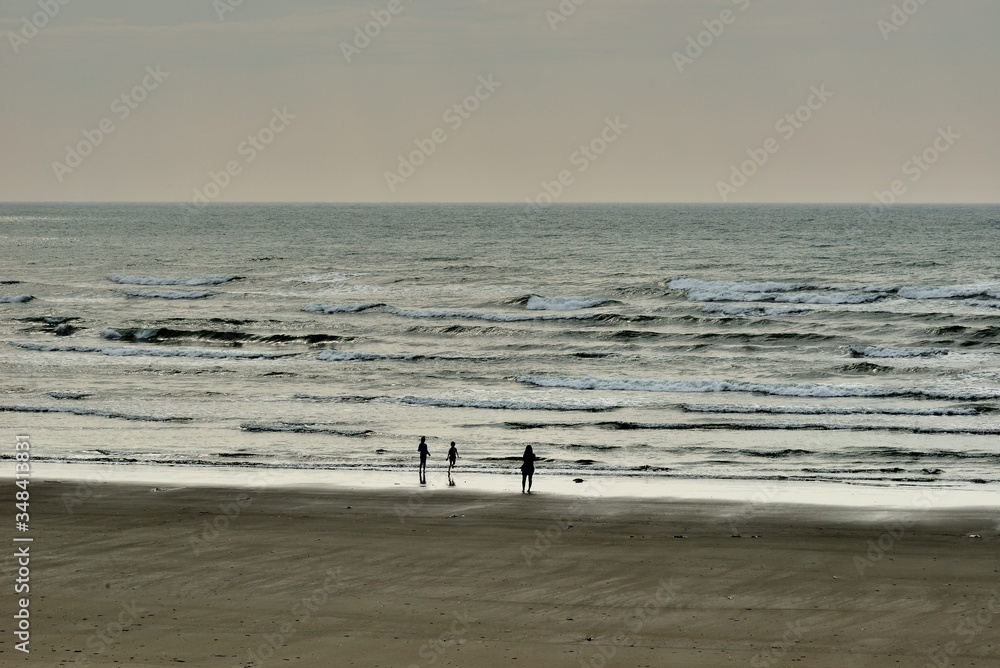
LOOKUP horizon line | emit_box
[2,201,999,206]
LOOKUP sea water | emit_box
[1,203,998,495]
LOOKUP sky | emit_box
[2,0,998,204]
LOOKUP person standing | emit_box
[417,436,430,484]
[446,441,459,486]
[520,444,539,494]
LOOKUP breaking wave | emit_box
[0,295,34,303]
[669,278,809,293]
[517,375,1000,401]
[524,296,614,311]
[688,289,884,305]
[671,277,1000,306]
[593,421,1000,436]
[897,285,999,300]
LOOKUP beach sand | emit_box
[2,480,999,667]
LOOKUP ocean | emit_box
[2,203,999,494]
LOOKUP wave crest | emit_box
[304,303,384,314]
[517,374,1000,401]
[525,296,613,311]
[107,274,239,286]
[14,342,297,360]
[305,303,598,322]
[399,395,619,412]
[0,404,190,422]
[849,345,949,359]
[681,403,983,416]
[122,290,219,300]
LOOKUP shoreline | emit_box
[12,461,1000,509]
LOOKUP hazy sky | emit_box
[2,0,997,203]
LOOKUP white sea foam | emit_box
[525,296,611,311]
[850,345,949,359]
[0,295,34,303]
[122,290,218,299]
[897,285,995,300]
[517,375,1000,401]
[14,342,294,360]
[107,274,239,286]
[770,292,884,305]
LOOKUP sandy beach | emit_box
[0,479,997,667]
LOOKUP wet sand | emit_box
[2,481,998,667]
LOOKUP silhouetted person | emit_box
[417,436,430,484]
[446,441,458,486]
[520,445,539,494]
